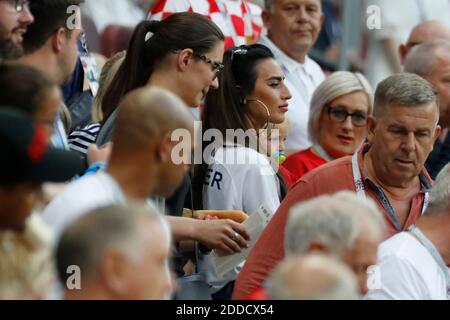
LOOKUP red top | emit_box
[282,148,327,186]
[245,287,268,300]
[232,145,432,300]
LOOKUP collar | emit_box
[357,144,433,193]
[260,35,315,76]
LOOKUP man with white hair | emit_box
[244,192,386,299]
[365,164,450,300]
[404,40,450,179]
[57,203,175,300]
[266,254,359,300]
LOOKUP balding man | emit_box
[365,164,450,300]
[57,203,175,300]
[245,192,386,299]
[399,20,450,65]
[404,40,450,178]
[234,73,442,299]
[266,254,359,300]
[43,87,249,253]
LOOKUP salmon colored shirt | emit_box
[232,146,432,300]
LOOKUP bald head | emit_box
[400,21,450,64]
[112,87,193,154]
[266,254,359,300]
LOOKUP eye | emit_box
[269,82,280,88]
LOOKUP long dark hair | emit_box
[101,12,225,122]
[193,44,288,209]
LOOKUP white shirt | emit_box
[364,232,450,300]
[201,144,281,293]
[81,0,146,33]
[259,36,325,152]
[365,0,450,87]
[42,172,127,240]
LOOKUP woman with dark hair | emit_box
[193,43,291,299]
[94,12,250,275]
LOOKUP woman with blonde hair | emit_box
[283,71,373,185]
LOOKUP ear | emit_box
[261,10,272,29]
[100,251,130,298]
[176,48,194,72]
[155,133,172,163]
[51,28,67,54]
[366,115,377,145]
[306,241,329,254]
[432,125,442,145]
[398,44,407,65]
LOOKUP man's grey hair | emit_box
[55,202,168,285]
[404,40,450,78]
[427,163,450,213]
[373,73,440,120]
[285,191,386,256]
[308,71,373,145]
[266,254,359,300]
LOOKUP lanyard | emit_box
[351,152,430,232]
[408,225,450,299]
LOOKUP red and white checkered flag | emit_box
[148,0,263,49]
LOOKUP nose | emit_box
[281,83,292,101]
[19,7,34,25]
[341,115,354,131]
[401,132,416,152]
[297,6,309,22]
[210,77,219,90]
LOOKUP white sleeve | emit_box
[364,255,429,300]
[202,162,237,211]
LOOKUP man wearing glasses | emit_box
[0,0,33,61]
[233,72,442,299]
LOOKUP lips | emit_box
[395,159,414,166]
[279,104,289,112]
[337,135,354,145]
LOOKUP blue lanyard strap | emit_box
[408,225,450,299]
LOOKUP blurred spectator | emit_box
[233,73,441,299]
[0,214,54,299]
[81,0,147,34]
[365,164,450,300]
[398,20,450,65]
[194,44,291,299]
[266,254,359,300]
[57,203,175,300]
[260,0,325,153]
[18,0,84,150]
[0,108,83,231]
[404,41,450,179]
[365,0,450,86]
[0,0,34,61]
[283,71,373,185]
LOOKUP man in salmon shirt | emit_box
[233,72,442,300]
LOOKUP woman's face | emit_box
[184,41,224,107]
[318,91,370,158]
[34,86,62,141]
[246,58,292,129]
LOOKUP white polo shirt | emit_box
[259,36,325,152]
[364,232,450,300]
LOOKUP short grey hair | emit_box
[404,40,450,78]
[285,191,386,256]
[56,202,168,285]
[266,254,359,300]
[373,73,440,120]
[427,163,450,213]
[308,71,373,145]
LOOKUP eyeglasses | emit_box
[5,0,30,12]
[193,52,224,80]
[326,106,368,127]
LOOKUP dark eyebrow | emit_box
[266,76,284,82]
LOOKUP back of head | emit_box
[0,63,54,117]
[112,86,192,155]
[404,40,450,78]
[308,71,373,145]
[427,163,450,213]
[56,203,166,290]
[285,191,386,256]
[22,0,84,54]
[101,12,225,121]
[374,73,439,119]
[266,254,359,300]
[204,44,275,134]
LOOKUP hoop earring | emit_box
[247,99,271,131]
